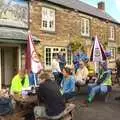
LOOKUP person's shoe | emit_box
[87,96,93,104]
[115,96,120,101]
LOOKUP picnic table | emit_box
[0,89,39,120]
[0,94,38,120]
[13,94,38,103]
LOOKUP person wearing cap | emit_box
[75,61,89,85]
[60,67,76,101]
[87,61,112,103]
[10,69,29,95]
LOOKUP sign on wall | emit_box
[0,0,28,28]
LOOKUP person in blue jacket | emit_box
[73,51,79,73]
[60,67,76,101]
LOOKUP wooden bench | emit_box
[105,86,112,103]
[36,103,75,120]
[0,95,37,120]
[0,109,32,120]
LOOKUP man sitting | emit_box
[75,61,89,85]
[10,69,29,95]
[87,61,112,103]
[34,72,65,119]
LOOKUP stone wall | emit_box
[30,0,120,68]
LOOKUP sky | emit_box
[80,0,120,23]
[4,0,27,6]
[3,0,120,22]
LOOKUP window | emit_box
[44,47,68,69]
[45,48,51,66]
[110,48,116,61]
[109,26,115,40]
[81,18,90,36]
[42,7,55,31]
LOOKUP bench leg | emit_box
[60,111,73,120]
[105,92,111,103]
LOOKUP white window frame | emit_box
[42,7,55,31]
[44,47,67,70]
[109,26,115,41]
[109,47,116,62]
[81,18,90,37]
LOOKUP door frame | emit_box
[0,44,22,89]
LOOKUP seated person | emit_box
[34,72,65,119]
[60,67,76,101]
[52,55,62,86]
[86,62,95,78]
[75,61,89,85]
[87,61,112,103]
[10,69,29,95]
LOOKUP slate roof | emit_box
[0,27,40,43]
[46,0,119,24]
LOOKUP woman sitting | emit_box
[60,67,76,101]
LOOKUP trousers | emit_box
[88,83,108,98]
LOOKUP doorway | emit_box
[1,47,18,87]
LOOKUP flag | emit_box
[25,32,43,74]
[90,36,106,62]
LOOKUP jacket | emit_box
[10,74,29,94]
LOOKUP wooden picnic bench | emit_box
[0,94,38,120]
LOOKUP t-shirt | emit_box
[38,80,65,116]
[61,75,76,94]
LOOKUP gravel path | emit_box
[72,85,120,120]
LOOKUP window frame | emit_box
[41,7,55,32]
[44,47,68,70]
[81,18,90,37]
[109,26,115,41]
[109,47,116,62]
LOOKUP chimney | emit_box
[98,1,105,11]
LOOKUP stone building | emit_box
[30,0,120,70]
[0,0,39,88]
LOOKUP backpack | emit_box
[0,97,13,116]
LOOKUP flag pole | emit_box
[95,62,97,73]
[34,73,37,87]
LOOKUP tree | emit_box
[68,34,85,52]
